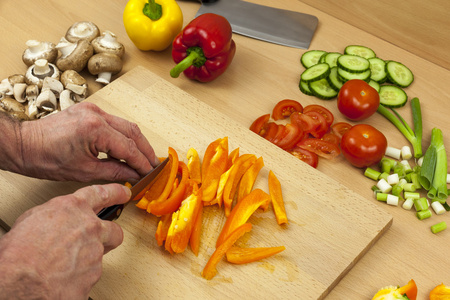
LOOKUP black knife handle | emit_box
[97,204,124,221]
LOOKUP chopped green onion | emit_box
[371,185,380,192]
[385,146,401,160]
[380,157,397,173]
[376,193,388,202]
[393,164,406,177]
[416,209,432,220]
[387,173,399,185]
[447,174,450,184]
[431,201,446,215]
[443,202,450,211]
[364,167,381,181]
[398,178,408,188]
[377,178,392,193]
[379,172,389,181]
[431,221,447,234]
[414,197,429,211]
[401,146,412,160]
[417,156,424,167]
[403,183,416,192]
[402,198,414,210]
[400,160,412,173]
[386,194,399,206]
[391,184,403,197]
[404,192,420,199]
[410,172,421,190]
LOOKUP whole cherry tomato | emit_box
[340,124,387,168]
[337,79,380,121]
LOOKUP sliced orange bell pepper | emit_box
[430,283,450,300]
[189,201,203,256]
[223,154,257,216]
[225,246,285,264]
[227,147,240,169]
[147,161,189,216]
[165,184,203,254]
[186,147,201,184]
[201,223,252,280]
[268,170,288,225]
[202,137,228,203]
[372,279,417,300]
[216,188,270,247]
[211,166,233,207]
[237,156,264,202]
[155,214,172,246]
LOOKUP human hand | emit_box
[0,183,130,299]
[18,102,160,182]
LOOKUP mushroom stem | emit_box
[56,38,77,58]
[96,72,113,85]
[34,59,52,76]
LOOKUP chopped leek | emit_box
[431,221,447,234]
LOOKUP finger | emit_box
[101,221,124,253]
[74,184,131,214]
[98,158,141,183]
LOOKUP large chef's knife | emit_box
[97,157,169,221]
[190,0,318,49]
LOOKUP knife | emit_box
[190,0,318,49]
[97,157,170,221]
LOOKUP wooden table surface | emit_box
[1,0,449,299]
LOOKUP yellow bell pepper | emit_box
[123,0,183,51]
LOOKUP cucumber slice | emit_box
[368,57,387,83]
[300,50,327,68]
[309,78,338,100]
[344,45,376,59]
[368,80,380,92]
[299,79,314,96]
[327,66,344,92]
[300,63,330,83]
[323,52,341,68]
[337,67,371,82]
[379,85,408,108]
[337,54,370,73]
[386,60,414,87]
[319,52,327,63]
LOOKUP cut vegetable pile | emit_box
[128,137,287,280]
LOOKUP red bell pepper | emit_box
[170,13,236,82]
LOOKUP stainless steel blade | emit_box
[196,0,318,49]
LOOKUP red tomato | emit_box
[272,99,303,121]
[304,111,328,138]
[321,132,340,145]
[275,123,304,150]
[250,114,270,135]
[290,112,318,134]
[331,122,353,139]
[337,79,380,121]
[303,104,334,126]
[271,124,287,145]
[297,138,341,159]
[261,122,278,142]
[340,124,387,168]
[289,146,319,168]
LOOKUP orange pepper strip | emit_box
[227,147,240,169]
[222,154,257,216]
[225,246,286,264]
[211,166,233,207]
[145,147,179,213]
[237,156,264,202]
[430,283,450,300]
[155,214,172,246]
[189,202,203,256]
[186,148,202,185]
[201,223,252,280]
[202,137,229,203]
[216,188,270,247]
[397,279,417,300]
[147,161,189,216]
[165,184,202,254]
[268,170,288,225]
[201,138,221,182]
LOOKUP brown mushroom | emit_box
[0,96,29,120]
[22,40,58,66]
[60,70,87,99]
[65,21,100,43]
[91,31,125,58]
[87,53,123,85]
[56,38,94,72]
[25,59,60,89]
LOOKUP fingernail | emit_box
[122,185,132,199]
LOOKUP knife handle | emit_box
[97,204,124,221]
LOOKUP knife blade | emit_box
[97,157,170,221]
[195,0,318,49]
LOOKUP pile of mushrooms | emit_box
[0,21,125,120]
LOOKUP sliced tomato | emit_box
[290,112,318,134]
[331,122,353,139]
[275,123,304,150]
[250,114,270,135]
[321,132,340,145]
[272,124,287,145]
[289,146,319,168]
[303,104,334,126]
[297,138,341,159]
[304,111,328,138]
[261,122,278,142]
[272,99,303,121]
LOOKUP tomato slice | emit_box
[297,138,341,159]
[272,99,303,121]
[303,104,334,126]
[289,146,319,168]
[331,122,352,139]
[272,124,287,145]
[275,123,304,150]
[261,122,278,142]
[290,112,318,134]
[304,111,328,138]
[250,114,270,135]
[321,132,340,145]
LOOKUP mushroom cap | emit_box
[60,70,87,87]
[65,21,100,43]
[22,40,58,66]
[87,53,123,76]
[25,60,60,89]
[91,31,125,58]
[56,39,94,72]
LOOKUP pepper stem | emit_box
[170,47,207,78]
[143,0,162,21]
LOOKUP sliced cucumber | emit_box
[309,78,338,100]
[300,50,327,68]
[323,52,341,68]
[386,60,414,87]
[344,45,376,59]
[368,80,380,92]
[300,63,330,83]
[337,67,371,82]
[337,54,370,73]
[368,57,387,83]
[299,79,314,96]
[327,66,344,92]
[379,85,408,108]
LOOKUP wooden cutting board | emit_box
[0,66,392,299]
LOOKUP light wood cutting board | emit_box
[0,66,392,299]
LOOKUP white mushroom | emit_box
[27,99,38,119]
[25,59,60,89]
[13,83,28,103]
[0,96,29,121]
[60,70,88,100]
[91,31,125,58]
[65,21,100,43]
[55,38,94,72]
[26,84,40,103]
[0,79,13,96]
[35,89,57,112]
[8,74,26,86]
[87,53,123,85]
[59,89,76,110]
[22,40,58,66]
[42,77,64,99]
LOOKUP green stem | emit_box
[170,47,206,78]
[143,0,162,21]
